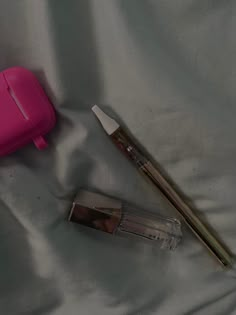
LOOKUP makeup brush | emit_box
[92,105,233,267]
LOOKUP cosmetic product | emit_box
[92,105,233,267]
[69,190,182,250]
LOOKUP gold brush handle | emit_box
[112,128,233,267]
[142,162,233,267]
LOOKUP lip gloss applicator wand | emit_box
[92,105,233,267]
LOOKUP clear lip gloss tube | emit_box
[68,190,182,250]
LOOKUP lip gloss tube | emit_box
[69,190,182,250]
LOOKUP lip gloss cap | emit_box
[69,190,122,234]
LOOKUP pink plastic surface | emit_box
[0,67,56,156]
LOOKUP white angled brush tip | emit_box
[92,105,119,135]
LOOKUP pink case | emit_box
[0,67,56,156]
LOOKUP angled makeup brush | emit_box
[92,105,233,267]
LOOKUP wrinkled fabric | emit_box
[1,1,236,314]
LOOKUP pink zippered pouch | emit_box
[0,67,56,156]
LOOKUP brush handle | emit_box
[111,128,233,267]
[142,161,232,266]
